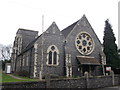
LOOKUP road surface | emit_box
[94,86,120,90]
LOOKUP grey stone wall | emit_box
[88,76,112,88]
[2,75,120,88]
[28,47,35,78]
[15,47,35,78]
[115,75,120,85]
[2,81,46,88]
[50,78,86,88]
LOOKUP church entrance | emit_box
[82,65,89,74]
[77,56,101,76]
[80,65,96,76]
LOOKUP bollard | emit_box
[84,71,89,88]
[110,70,115,86]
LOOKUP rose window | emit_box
[75,32,94,55]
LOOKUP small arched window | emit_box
[48,51,52,64]
[47,45,59,66]
[53,51,57,64]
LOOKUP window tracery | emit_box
[47,45,59,66]
[75,32,94,55]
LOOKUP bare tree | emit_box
[0,44,12,61]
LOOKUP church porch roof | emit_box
[77,56,101,65]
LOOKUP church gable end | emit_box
[35,22,65,78]
[66,15,103,54]
[45,22,63,36]
[63,15,106,76]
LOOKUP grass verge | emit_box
[0,70,2,83]
[2,73,39,83]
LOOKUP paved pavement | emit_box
[93,86,120,90]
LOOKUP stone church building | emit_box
[11,15,106,79]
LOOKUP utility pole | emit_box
[39,15,44,80]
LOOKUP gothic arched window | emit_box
[47,45,59,66]
[53,51,57,64]
[48,51,52,64]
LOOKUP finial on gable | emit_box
[82,14,87,18]
[77,14,87,22]
[52,21,56,25]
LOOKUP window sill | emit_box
[46,64,59,67]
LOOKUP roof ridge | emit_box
[18,28,38,32]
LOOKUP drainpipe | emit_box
[14,55,17,72]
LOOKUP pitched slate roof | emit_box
[17,28,38,33]
[61,20,79,38]
[18,22,61,55]
[19,35,41,55]
[77,56,101,65]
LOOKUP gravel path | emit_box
[7,74,26,80]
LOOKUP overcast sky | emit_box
[0,0,119,48]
